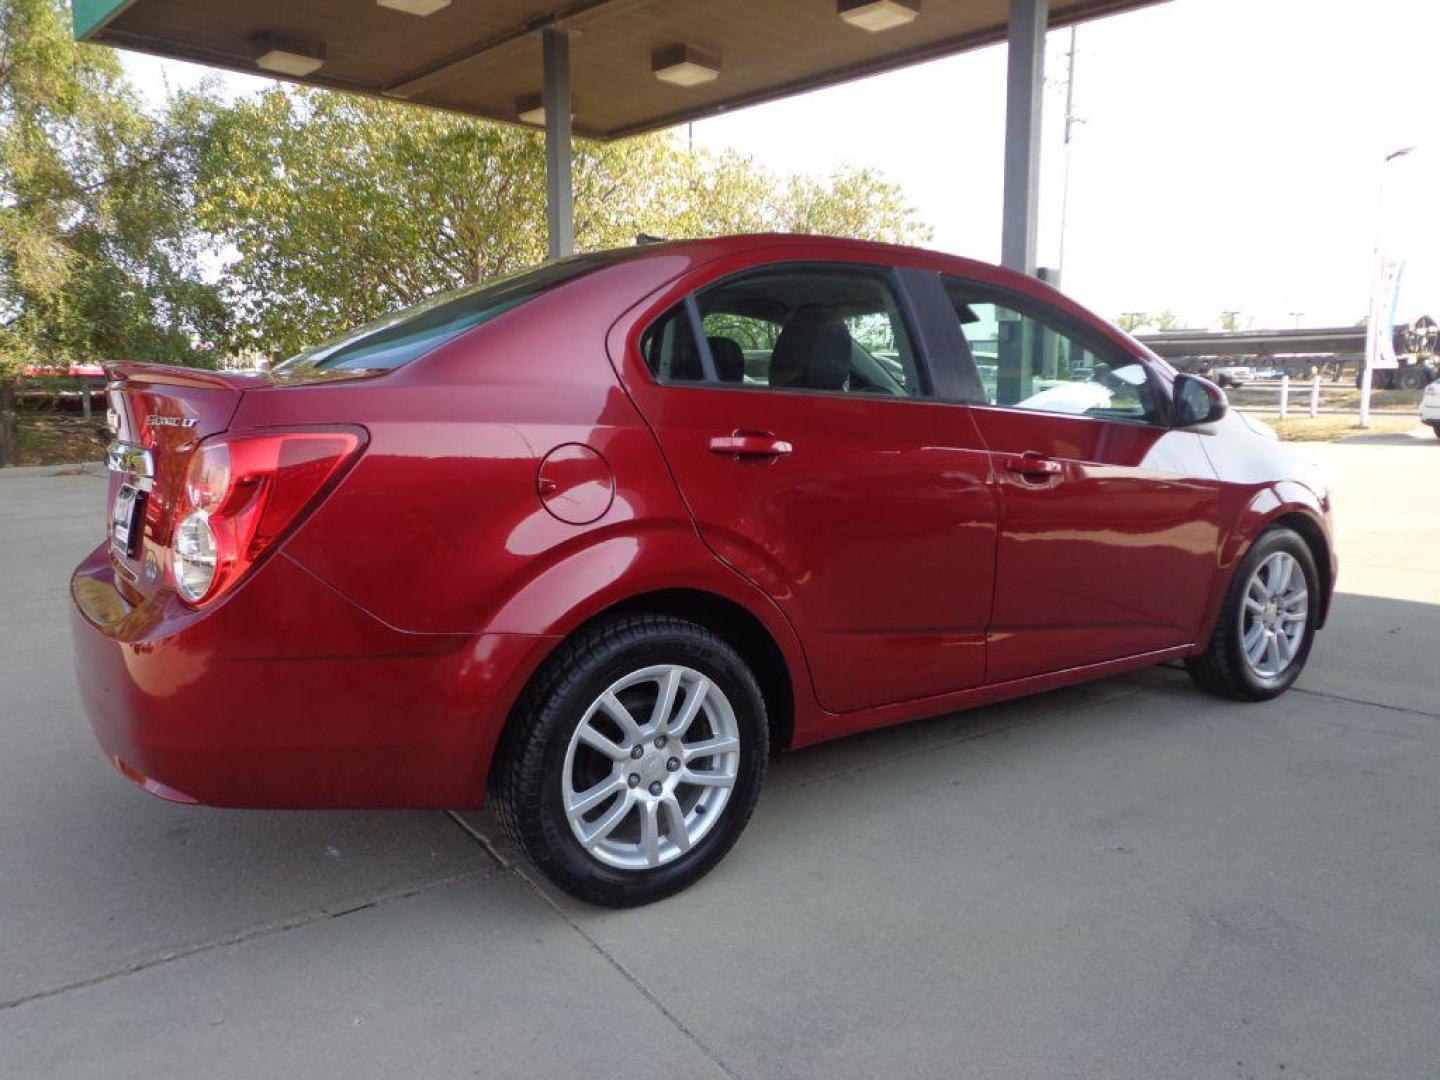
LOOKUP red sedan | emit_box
[71,235,1335,905]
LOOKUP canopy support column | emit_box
[543,26,574,258]
[1001,0,1047,276]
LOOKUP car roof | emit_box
[620,233,1002,278]
[612,233,1128,335]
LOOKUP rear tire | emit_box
[1186,526,1319,701]
[1397,365,1427,391]
[492,614,768,907]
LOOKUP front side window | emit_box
[641,266,927,398]
[945,280,1158,422]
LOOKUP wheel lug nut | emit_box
[648,781,663,796]
[628,774,640,788]
[654,735,667,748]
[666,758,680,772]
[630,746,644,759]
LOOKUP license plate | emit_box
[111,483,144,558]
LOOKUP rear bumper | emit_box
[69,543,557,808]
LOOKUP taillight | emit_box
[185,441,232,512]
[172,428,364,606]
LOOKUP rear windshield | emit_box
[272,250,636,378]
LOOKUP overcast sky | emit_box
[122,0,1438,331]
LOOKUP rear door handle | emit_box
[708,433,794,459]
[1003,452,1062,479]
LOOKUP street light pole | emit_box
[1360,145,1414,428]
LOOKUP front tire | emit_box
[492,614,768,907]
[1186,526,1319,701]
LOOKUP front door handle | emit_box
[1003,452,1062,479]
[708,432,794,459]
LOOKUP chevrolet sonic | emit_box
[71,235,1335,906]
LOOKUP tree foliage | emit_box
[0,0,225,378]
[190,88,933,360]
[1115,309,1184,333]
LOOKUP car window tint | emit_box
[944,281,1157,422]
[650,266,926,398]
[275,250,638,377]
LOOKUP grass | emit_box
[1228,384,1419,414]
[1256,413,1426,442]
[13,412,109,466]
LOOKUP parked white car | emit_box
[1422,379,1440,437]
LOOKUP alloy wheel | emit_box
[1239,551,1309,679]
[561,664,740,870]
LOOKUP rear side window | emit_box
[641,265,928,398]
[274,251,636,378]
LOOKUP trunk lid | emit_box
[105,363,269,600]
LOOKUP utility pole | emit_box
[1056,25,1080,282]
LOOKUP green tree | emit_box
[0,0,224,461]
[184,89,547,358]
[769,167,930,245]
[667,150,773,237]
[1116,310,1184,333]
[190,87,932,361]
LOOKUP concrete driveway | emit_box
[2,435,1437,1079]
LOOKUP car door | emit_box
[937,275,1223,684]
[616,259,998,715]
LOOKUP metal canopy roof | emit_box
[76,0,1164,140]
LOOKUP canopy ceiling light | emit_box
[376,0,451,14]
[837,0,920,32]
[250,31,326,76]
[516,94,546,125]
[651,44,720,87]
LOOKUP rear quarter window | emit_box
[273,251,639,380]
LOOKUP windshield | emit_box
[272,250,637,379]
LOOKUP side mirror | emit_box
[1172,373,1228,427]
